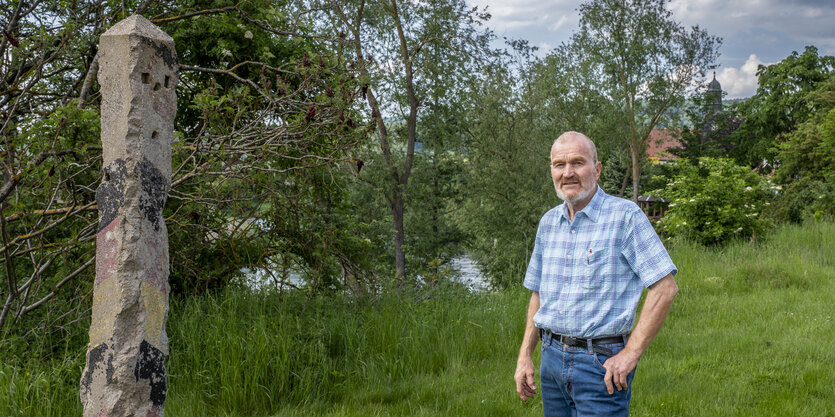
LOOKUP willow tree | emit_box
[570,0,720,200]
[324,0,492,282]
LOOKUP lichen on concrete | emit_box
[82,14,176,417]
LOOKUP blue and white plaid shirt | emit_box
[524,186,677,338]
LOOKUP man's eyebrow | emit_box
[552,155,587,163]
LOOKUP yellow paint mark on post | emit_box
[88,278,119,347]
[141,281,167,349]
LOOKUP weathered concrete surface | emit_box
[81,14,177,417]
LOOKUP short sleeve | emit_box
[620,208,677,288]
[523,220,544,292]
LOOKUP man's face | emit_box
[550,138,602,205]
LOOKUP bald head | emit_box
[552,131,598,163]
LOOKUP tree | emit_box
[569,0,720,201]
[770,74,835,222]
[729,46,835,167]
[324,0,491,282]
[0,0,366,335]
[670,90,743,161]
[457,55,552,287]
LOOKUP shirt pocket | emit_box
[583,247,610,289]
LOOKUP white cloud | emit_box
[667,0,835,55]
[548,15,569,31]
[717,54,773,98]
[470,0,578,32]
[467,0,835,95]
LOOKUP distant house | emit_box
[646,128,680,163]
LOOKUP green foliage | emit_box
[456,58,556,288]
[768,178,834,225]
[146,0,368,295]
[729,46,835,166]
[570,0,721,199]
[669,90,744,161]
[1,0,369,337]
[655,158,773,245]
[318,0,493,280]
[404,150,467,283]
[769,75,835,223]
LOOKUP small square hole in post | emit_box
[164,76,170,88]
[151,131,159,139]
[142,73,151,84]
[153,83,161,91]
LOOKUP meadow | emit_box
[1,221,833,416]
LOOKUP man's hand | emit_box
[514,358,537,401]
[602,347,640,394]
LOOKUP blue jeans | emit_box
[539,333,635,417]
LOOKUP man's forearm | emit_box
[518,291,541,360]
[601,273,678,394]
[515,291,541,401]
[624,274,678,357]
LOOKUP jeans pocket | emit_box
[592,343,624,370]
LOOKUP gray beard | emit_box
[556,183,596,206]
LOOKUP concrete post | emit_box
[81,15,177,417]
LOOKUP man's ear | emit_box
[595,161,602,180]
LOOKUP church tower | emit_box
[703,72,722,132]
[706,72,722,114]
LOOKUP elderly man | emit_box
[514,131,679,416]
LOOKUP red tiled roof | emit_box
[646,129,680,161]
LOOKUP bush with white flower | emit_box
[654,158,773,245]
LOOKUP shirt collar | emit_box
[559,185,605,224]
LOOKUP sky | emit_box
[465,0,835,98]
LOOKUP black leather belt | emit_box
[539,329,628,355]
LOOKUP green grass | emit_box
[1,221,833,416]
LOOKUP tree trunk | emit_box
[618,160,630,198]
[391,193,406,283]
[431,151,441,281]
[630,143,640,202]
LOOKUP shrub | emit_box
[768,177,834,224]
[654,157,773,245]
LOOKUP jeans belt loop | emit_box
[586,338,594,354]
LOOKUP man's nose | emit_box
[563,164,575,177]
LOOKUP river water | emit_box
[241,255,489,291]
